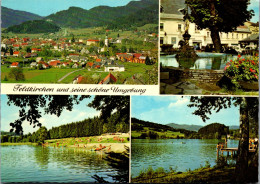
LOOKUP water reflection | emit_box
[131,139,239,177]
[161,54,236,70]
[1,145,127,183]
[34,146,50,170]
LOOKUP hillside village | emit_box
[1,30,158,84]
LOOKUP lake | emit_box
[160,53,237,70]
[1,145,127,183]
[131,139,239,177]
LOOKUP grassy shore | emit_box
[1,142,39,146]
[131,166,236,183]
[44,133,130,153]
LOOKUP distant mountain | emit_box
[1,6,42,28]
[229,125,239,130]
[166,123,203,132]
[3,20,61,34]
[44,0,158,29]
[132,118,196,135]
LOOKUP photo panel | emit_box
[1,0,159,86]
[1,95,130,183]
[131,96,258,183]
[159,0,259,95]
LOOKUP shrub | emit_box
[224,54,259,87]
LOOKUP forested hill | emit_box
[1,6,42,28]
[44,0,158,29]
[131,118,195,136]
[3,20,61,34]
[1,131,17,136]
[198,123,229,139]
[166,123,203,132]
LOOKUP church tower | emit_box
[105,32,109,47]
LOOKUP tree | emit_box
[145,56,153,65]
[8,68,25,81]
[26,47,31,53]
[6,95,129,134]
[88,96,130,121]
[188,97,258,182]
[36,127,48,143]
[71,34,75,43]
[10,47,13,55]
[185,0,254,52]
[121,46,127,53]
[99,40,104,48]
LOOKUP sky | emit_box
[1,95,100,134]
[131,96,240,127]
[1,0,138,16]
[249,0,260,22]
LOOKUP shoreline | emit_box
[131,166,236,183]
[1,142,39,146]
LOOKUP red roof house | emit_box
[10,62,20,68]
[99,73,117,84]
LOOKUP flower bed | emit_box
[224,54,259,88]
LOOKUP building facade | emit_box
[160,0,255,49]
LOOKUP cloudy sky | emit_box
[131,96,240,127]
[1,95,100,134]
[2,0,136,16]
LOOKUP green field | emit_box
[45,135,129,147]
[131,129,184,139]
[2,61,158,84]
[2,24,157,40]
[1,65,79,83]
[1,142,39,146]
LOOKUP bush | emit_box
[8,68,25,81]
[224,54,259,87]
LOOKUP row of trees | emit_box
[2,113,129,144]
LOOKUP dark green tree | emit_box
[71,34,75,43]
[8,68,25,81]
[36,126,48,143]
[185,0,254,52]
[145,56,153,65]
[99,40,105,48]
[188,97,258,183]
[121,46,127,53]
[10,47,13,55]
[26,47,31,53]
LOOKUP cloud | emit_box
[168,98,189,108]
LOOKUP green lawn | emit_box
[45,135,129,147]
[1,65,79,83]
[131,130,184,139]
[1,61,158,84]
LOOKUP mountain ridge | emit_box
[1,6,42,28]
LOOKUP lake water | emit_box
[131,139,239,177]
[1,145,127,183]
[160,53,237,70]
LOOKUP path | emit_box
[57,68,84,82]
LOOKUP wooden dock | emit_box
[219,147,238,157]
[217,147,256,158]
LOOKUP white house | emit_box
[104,65,125,72]
[160,0,253,49]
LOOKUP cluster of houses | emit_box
[1,31,156,71]
[1,31,157,85]
[5,50,155,73]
